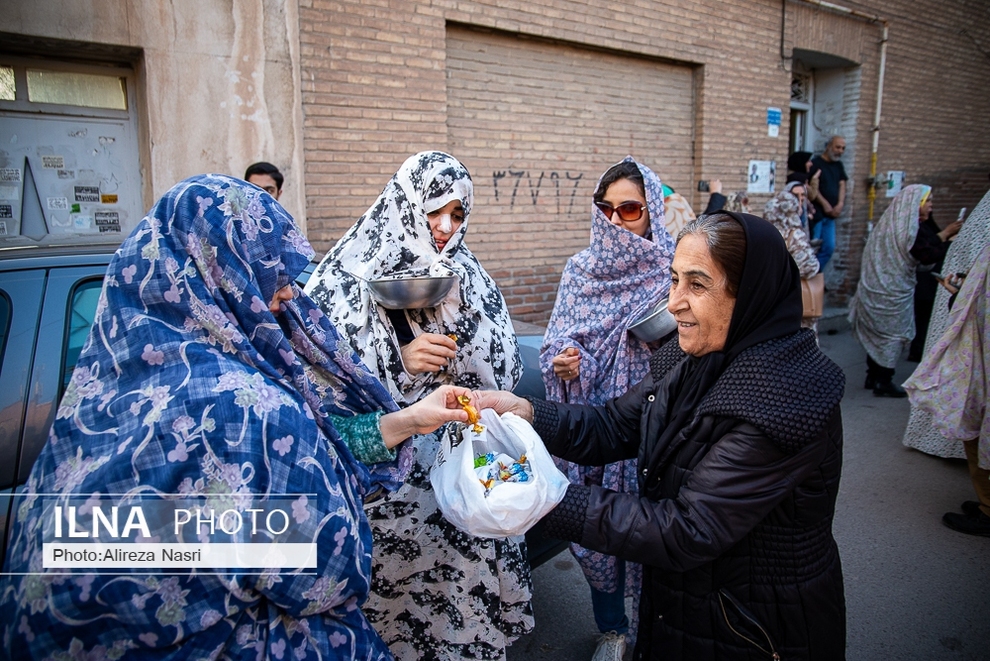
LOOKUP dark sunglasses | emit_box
[595,200,646,222]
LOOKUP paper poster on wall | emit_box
[0,112,141,244]
[885,171,905,198]
[747,160,776,194]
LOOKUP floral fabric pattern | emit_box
[764,191,820,280]
[903,188,990,459]
[849,184,928,368]
[905,243,990,468]
[539,157,676,635]
[662,192,695,238]
[305,152,533,660]
[305,151,521,403]
[0,175,407,660]
[722,191,751,214]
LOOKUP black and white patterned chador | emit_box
[305,152,533,659]
[305,151,521,403]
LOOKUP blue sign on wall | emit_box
[767,107,782,137]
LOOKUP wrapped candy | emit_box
[474,451,532,496]
[457,394,484,433]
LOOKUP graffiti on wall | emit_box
[492,170,585,214]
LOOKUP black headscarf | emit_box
[648,212,803,471]
[787,151,813,173]
[721,211,803,359]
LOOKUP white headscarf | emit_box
[305,151,520,403]
[849,184,929,367]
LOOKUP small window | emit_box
[61,279,103,394]
[0,291,11,367]
[0,67,14,101]
[27,69,127,110]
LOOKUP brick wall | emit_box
[298,0,990,323]
[445,25,697,322]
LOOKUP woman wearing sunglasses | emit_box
[540,156,676,660]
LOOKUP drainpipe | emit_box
[868,23,889,230]
[791,0,889,229]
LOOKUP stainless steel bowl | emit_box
[628,299,677,342]
[367,274,457,309]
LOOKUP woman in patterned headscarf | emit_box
[0,174,470,659]
[903,189,990,460]
[765,186,821,331]
[849,184,961,397]
[540,157,676,658]
[305,152,532,659]
[723,190,751,214]
[765,188,818,278]
[905,241,990,536]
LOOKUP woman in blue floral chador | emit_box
[0,174,469,660]
[540,157,676,658]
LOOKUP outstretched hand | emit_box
[468,390,534,423]
[937,273,966,295]
[379,385,471,448]
[938,220,963,242]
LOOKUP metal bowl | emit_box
[628,299,677,342]
[367,274,457,309]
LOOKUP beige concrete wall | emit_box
[5,0,308,227]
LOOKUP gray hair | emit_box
[676,213,747,297]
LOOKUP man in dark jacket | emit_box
[475,212,846,660]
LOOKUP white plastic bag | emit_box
[431,408,569,538]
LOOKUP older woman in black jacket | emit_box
[474,212,846,661]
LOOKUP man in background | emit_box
[244,162,284,200]
[810,135,847,270]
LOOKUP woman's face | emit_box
[920,197,933,221]
[427,199,466,252]
[668,234,737,357]
[269,285,294,314]
[790,185,806,206]
[599,178,650,238]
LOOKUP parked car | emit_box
[0,246,564,567]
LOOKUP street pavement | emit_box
[506,326,990,661]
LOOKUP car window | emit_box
[61,278,103,395]
[0,290,10,368]
[295,260,317,288]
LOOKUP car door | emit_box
[0,263,104,561]
[0,268,46,493]
[17,267,105,486]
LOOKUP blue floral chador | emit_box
[0,174,409,660]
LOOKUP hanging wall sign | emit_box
[767,107,782,138]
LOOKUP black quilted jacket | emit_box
[538,329,846,661]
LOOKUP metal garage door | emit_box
[446,26,695,322]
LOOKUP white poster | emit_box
[885,171,905,198]
[747,160,776,194]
